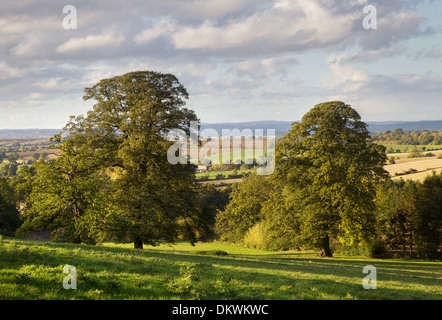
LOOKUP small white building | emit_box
[196,165,211,173]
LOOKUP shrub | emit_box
[424,152,435,157]
[194,250,228,256]
[407,148,423,158]
[243,221,269,250]
[367,239,387,258]
[196,174,209,181]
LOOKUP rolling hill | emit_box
[1,120,442,139]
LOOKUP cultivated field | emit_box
[385,151,442,181]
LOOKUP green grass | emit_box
[195,169,253,180]
[0,238,441,300]
[192,148,267,165]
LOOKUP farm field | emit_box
[0,238,441,300]
[2,136,442,184]
[195,169,253,179]
[387,149,442,162]
[192,148,266,165]
[385,155,442,181]
[384,145,442,153]
[391,170,442,182]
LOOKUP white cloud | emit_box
[234,57,298,78]
[0,62,26,79]
[169,0,358,55]
[34,77,63,89]
[359,11,428,50]
[134,20,176,45]
[56,31,124,54]
[337,45,408,65]
[29,92,44,100]
[0,0,440,128]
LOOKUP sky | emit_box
[1,0,441,129]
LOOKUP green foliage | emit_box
[215,173,271,242]
[192,184,231,241]
[415,172,442,259]
[272,101,389,256]
[243,221,270,250]
[407,147,423,158]
[260,186,304,251]
[0,177,21,236]
[65,71,200,248]
[211,163,234,171]
[1,239,441,300]
[375,174,442,259]
[337,239,386,258]
[372,129,442,146]
[16,156,112,244]
[424,152,435,157]
[15,71,204,249]
[0,162,18,177]
[8,153,19,161]
[376,179,420,255]
[215,102,391,256]
[193,250,228,256]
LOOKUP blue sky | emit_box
[0,0,441,129]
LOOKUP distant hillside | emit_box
[201,120,442,136]
[1,120,441,139]
[366,121,442,133]
[200,121,294,136]
[0,129,61,139]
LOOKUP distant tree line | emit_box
[371,128,442,146]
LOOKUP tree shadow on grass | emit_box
[2,240,440,300]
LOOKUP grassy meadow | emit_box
[0,238,440,300]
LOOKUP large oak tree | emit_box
[274,101,389,256]
[19,71,203,249]
[70,71,201,249]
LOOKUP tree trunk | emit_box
[134,239,143,249]
[318,235,333,257]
